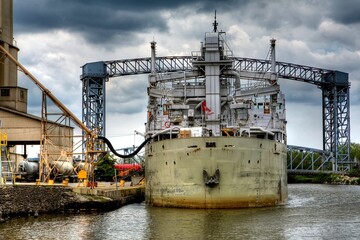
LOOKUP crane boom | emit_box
[0,45,152,161]
[0,45,95,137]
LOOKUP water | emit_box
[1,184,360,240]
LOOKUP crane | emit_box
[0,45,150,185]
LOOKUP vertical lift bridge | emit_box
[81,54,350,172]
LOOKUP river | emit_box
[1,184,360,240]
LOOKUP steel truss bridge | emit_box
[81,56,351,172]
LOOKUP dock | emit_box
[0,182,145,221]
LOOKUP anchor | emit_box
[203,169,220,187]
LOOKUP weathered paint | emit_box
[145,137,287,208]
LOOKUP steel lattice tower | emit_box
[322,71,350,171]
[81,62,107,139]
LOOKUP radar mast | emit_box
[212,10,218,32]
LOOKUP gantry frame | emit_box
[81,56,351,171]
[0,45,99,183]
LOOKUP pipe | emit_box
[98,136,152,159]
[150,41,156,74]
[270,39,276,73]
[223,70,240,79]
[223,70,241,92]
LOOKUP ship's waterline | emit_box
[145,137,287,208]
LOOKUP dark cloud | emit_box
[14,0,167,45]
[327,0,360,25]
[13,0,242,45]
[11,0,360,145]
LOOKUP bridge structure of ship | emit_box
[81,54,351,174]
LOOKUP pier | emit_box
[0,182,144,221]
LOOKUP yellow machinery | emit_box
[0,130,14,184]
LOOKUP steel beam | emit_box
[81,56,351,171]
[287,145,334,171]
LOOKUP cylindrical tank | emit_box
[18,160,39,175]
[51,160,74,176]
[0,0,19,88]
[73,161,91,173]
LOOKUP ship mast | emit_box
[213,10,218,32]
[202,11,223,135]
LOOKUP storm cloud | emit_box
[12,0,360,149]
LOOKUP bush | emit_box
[348,168,360,178]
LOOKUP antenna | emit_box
[213,10,218,32]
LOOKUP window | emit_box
[1,89,10,97]
[20,90,24,100]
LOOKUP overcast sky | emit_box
[12,0,360,152]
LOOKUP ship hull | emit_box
[145,137,287,208]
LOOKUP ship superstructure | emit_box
[145,18,287,208]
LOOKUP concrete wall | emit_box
[0,0,14,45]
[0,0,19,88]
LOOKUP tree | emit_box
[350,142,360,162]
[94,153,117,181]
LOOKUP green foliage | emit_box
[288,172,360,185]
[350,142,360,162]
[95,153,116,179]
[348,168,360,178]
[289,173,333,183]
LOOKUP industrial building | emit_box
[0,0,73,181]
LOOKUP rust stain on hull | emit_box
[145,137,288,209]
[148,195,285,209]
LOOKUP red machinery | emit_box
[114,164,143,179]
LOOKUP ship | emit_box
[144,17,287,208]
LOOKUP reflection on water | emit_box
[1,184,360,240]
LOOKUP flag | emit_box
[201,101,214,115]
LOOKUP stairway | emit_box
[0,131,14,184]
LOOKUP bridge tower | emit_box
[81,62,107,139]
[322,71,350,171]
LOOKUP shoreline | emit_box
[288,172,360,185]
[0,184,144,223]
